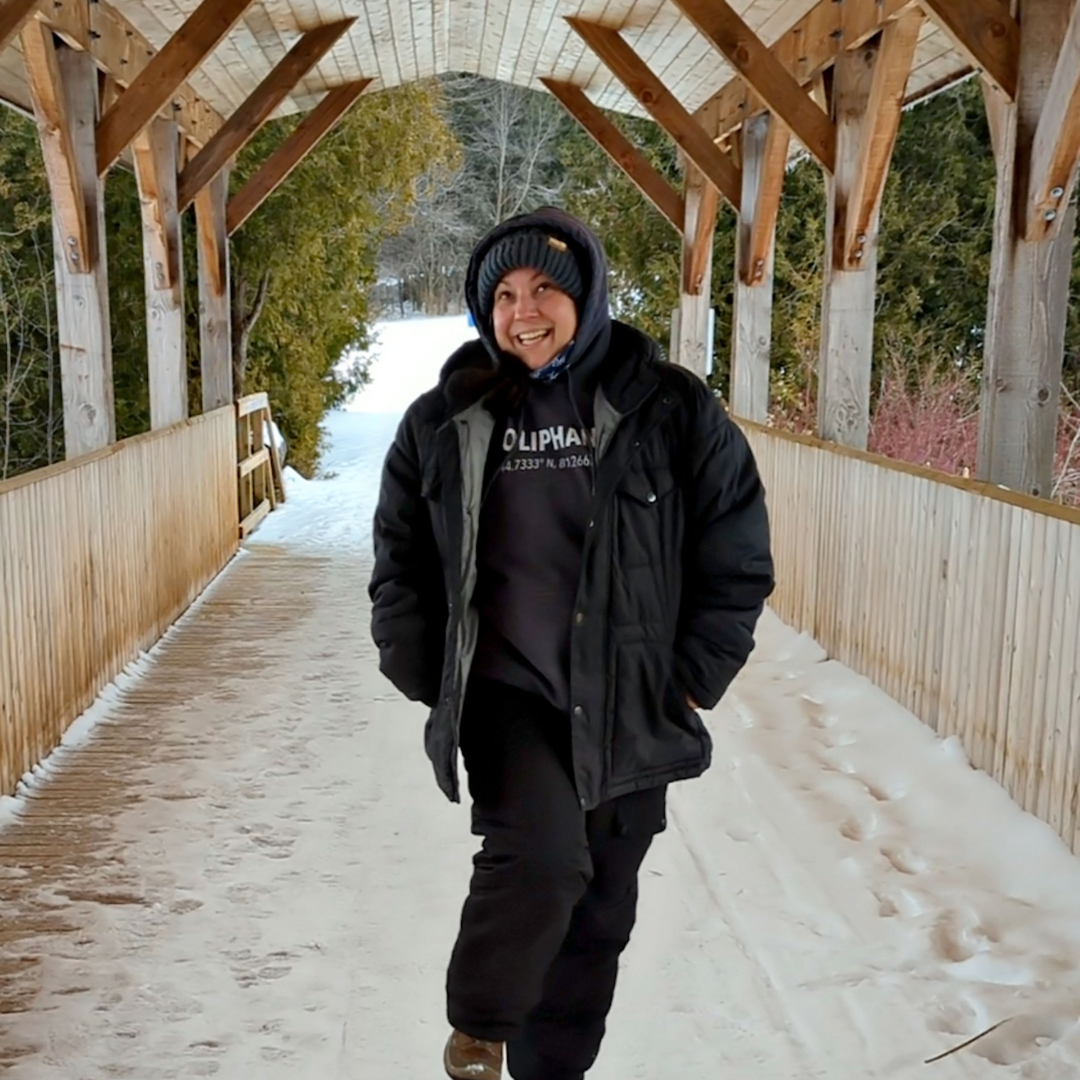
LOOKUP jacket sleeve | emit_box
[673,386,774,710]
[368,410,447,707]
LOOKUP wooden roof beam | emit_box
[177,19,355,213]
[693,0,1018,142]
[670,0,835,172]
[567,17,741,208]
[694,0,916,138]
[1,0,40,54]
[541,78,685,234]
[20,16,89,274]
[25,0,223,149]
[917,0,1018,103]
[227,78,372,236]
[96,0,256,175]
[1025,0,1080,241]
[842,8,923,267]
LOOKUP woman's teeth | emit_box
[518,330,549,344]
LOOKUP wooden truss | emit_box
[695,0,1019,142]
[177,18,354,212]
[567,17,742,209]
[227,78,373,236]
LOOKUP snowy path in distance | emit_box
[1,316,1080,1078]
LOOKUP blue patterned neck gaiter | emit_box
[529,342,575,384]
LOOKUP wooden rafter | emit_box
[694,0,1018,142]
[567,17,741,207]
[694,0,914,137]
[1025,0,1080,240]
[917,0,1019,103]
[742,115,791,285]
[670,0,835,172]
[1,0,39,54]
[20,17,89,274]
[227,78,372,236]
[96,0,254,175]
[541,78,685,234]
[842,8,923,268]
[30,0,223,149]
[177,19,355,213]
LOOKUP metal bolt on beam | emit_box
[1045,210,1058,222]
[1050,186,1065,199]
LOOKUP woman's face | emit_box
[491,268,579,370]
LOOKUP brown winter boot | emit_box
[443,1029,503,1079]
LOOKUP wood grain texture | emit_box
[743,419,1080,856]
[694,0,916,137]
[567,16,742,207]
[196,168,233,411]
[978,0,1077,497]
[841,8,921,268]
[134,117,187,430]
[0,409,237,798]
[818,40,878,451]
[0,0,39,54]
[20,17,89,274]
[226,78,371,235]
[740,109,790,285]
[675,162,715,378]
[542,78,685,233]
[671,0,835,171]
[1025,0,1080,240]
[731,112,783,423]
[918,0,1018,101]
[176,18,354,212]
[95,0,254,174]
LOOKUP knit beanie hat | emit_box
[476,229,585,318]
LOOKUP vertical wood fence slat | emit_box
[0,408,238,797]
[743,422,1080,856]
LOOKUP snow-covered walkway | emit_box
[3,351,1080,1077]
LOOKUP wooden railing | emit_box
[0,408,238,797]
[743,421,1080,855]
[236,393,286,538]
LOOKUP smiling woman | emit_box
[491,268,579,370]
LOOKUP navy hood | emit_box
[464,208,612,381]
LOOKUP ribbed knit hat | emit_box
[476,229,585,318]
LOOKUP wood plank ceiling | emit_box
[0,0,973,136]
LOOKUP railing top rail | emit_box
[237,393,270,418]
[0,407,235,499]
[741,419,1080,528]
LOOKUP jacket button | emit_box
[573,705,583,717]
[646,492,657,504]
[588,520,595,529]
[574,611,584,624]
[579,796,587,810]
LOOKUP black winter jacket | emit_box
[369,209,774,808]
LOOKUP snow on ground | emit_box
[3,318,1080,1077]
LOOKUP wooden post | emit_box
[22,25,115,458]
[978,0,1080,497]
[676,163,718,379]
[133,118,187,429]
[196,167,233,411]
[731,112,789,421]
[818,45,879,449]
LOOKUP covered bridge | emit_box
[1,0,1080,1068]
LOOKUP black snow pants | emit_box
[447,678,667,1080]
